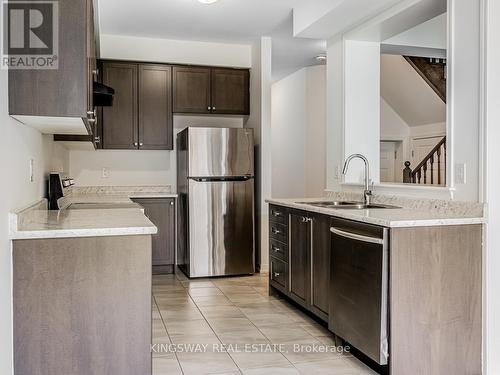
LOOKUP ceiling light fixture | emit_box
[198,0,219,4]
[315,54,327,63]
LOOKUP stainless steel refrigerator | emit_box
[177,127,255,278]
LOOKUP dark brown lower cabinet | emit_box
[310,213,331,317]
[289,213,311,306]
[133,198,176,274]
[269,205,330,322]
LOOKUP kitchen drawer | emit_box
[269,238,288,262]
[270,256,288,291]
[269,205,288,225]
[269,222,288,243]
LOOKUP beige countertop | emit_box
[266,197,486,228]
[9,186,177,240]
[10,205,157,240]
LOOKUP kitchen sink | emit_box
[295,201,400,209]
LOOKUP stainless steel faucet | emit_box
[342,154,373,205]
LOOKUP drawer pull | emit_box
[273,272,281,277]
[272,245,281,253]
[271,228,281,235]
[272,210,282,217]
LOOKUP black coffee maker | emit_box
[48,173,74,210]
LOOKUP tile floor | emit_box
[152,271,377,375]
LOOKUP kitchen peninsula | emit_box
[8,188,168,375]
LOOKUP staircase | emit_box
[404,56,447,103]
[403,136,446,185]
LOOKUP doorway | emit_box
[380,140,404,183]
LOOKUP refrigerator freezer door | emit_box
[188,128,254,177]
[188,178,255,277]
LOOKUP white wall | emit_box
[447,0,480,201]
[271,65,326,198]
[244,37,272,272]
[410,122,446,138]
[304,66,327,197]
[100,34,252,68]
[0,70,69,375]
[326,37,344,190]
[271,69,306,197]
[484,1,500,373]
[343,40,381,184]
[380,97,410,141]
[383,13,447,50]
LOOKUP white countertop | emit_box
[266,198,486,228]
[9,186,178,240]
[10,207,158,240]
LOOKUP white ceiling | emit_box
[271,18,326,82]
[98,0,329,82]
[98,0,317,43]
[380,54,446,126]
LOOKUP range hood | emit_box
[93,81,115,107]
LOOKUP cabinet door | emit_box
[311,214,331,318]
[173,66,211,113]
[134,198,175,267]
[289,213,311,306]
[102,62,138,149]
[138,64,173,150]
[211,68,250,115]
[86,0,95,114]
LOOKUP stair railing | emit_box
[403,136,446,185]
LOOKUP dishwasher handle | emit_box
[330,227,384,245]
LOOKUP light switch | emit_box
[455,163,466,184]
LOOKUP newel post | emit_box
[403,161,412,183]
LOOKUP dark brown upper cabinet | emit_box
[211,68,250,115]
[100,61,173,150]
[139,65,173,150]
[101,62,138,150]
[173,66,250,115]
[9,0,97,134]
[173,66,211,114]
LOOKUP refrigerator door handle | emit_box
[190,176,253,182]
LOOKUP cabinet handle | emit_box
[87,110,95,116]
[94,136,100,144]
[207,106,211,111]
[273,272,281,278]
[272,210,282,217]
[272,245,281,253]
[301,216,312,223]
[92,69,99,77]
[170,201,174,206]
[330,227,384,245]
[134,142,138,147]
[139,142,144,147]
[87,118,96,123]
[212,107,216,111]
[271,228,281,235]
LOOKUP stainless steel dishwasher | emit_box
[329,218,389,365]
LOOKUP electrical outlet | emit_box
[455,163,466,184]
[102,167,109,178]
[29,159,34,183]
